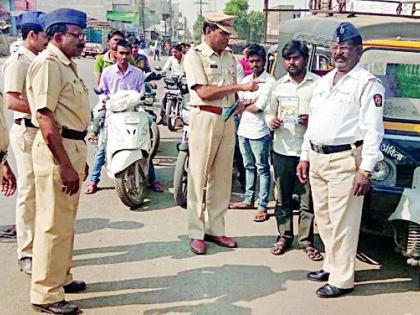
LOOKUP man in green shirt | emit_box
[93,29,124,88]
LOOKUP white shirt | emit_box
[301,64,385,172]
[237,71,275,139]
[163,55,185,76]
[265,71,319,156]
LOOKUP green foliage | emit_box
[224,0,265,42]
[192,15,205,44]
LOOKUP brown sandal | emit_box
[271,239,289,255]
[253,211,269,222]
[302,245,324,261]
[228,202,256,210]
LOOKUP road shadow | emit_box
[72,264,308,312]
[73,235,233,267]
[351,232,419,295]
[75,218,144,235]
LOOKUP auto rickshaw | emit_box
[271,13,420,270]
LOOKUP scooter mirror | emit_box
[155,66,162,71]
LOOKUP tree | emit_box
[192,15,205,44]
[224,0,265,42]
[224,0,250,40]
[248,11,265,42]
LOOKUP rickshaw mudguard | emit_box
[389,167,420,225]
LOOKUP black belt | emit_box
[61,128,87,141]
[310,140,363,154]
[15,118,36,128]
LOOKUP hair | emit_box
[172,44,183,52]
[115,39,131,50]
[281,40,309,59]
[128,37,140,46]
[185,43,191,48]
[247,44,266,62]
[21,23,44,40]
[202,22,219,34]
[46,23,68,37]
[108,29,125,41]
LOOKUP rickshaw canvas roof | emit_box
[279,15,420,47]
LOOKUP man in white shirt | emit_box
[297,23,384,298]
[229,44,275,222]
[265,41,322,260]
[162,44,184,76]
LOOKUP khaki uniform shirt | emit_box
[27,43,90,132]
[265,71,319,157]
[184,41,237,107]
[2,45,36,119]
[0,97,8,152]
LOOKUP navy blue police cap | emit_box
[17,11,45,28]
[333,22,362,44]
[43,8,87,32]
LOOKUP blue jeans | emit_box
[238,134,272,211]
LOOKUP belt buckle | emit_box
[314,144,324,154]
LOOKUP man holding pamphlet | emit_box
[265,40,322,260]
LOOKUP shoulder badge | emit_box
[373,94,383,107]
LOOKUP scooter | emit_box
[162,74,189,131]
[104,90,151,208]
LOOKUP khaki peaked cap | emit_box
[204,12,235,34]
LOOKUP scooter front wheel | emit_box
[166,99,177,131]
[173,150,188,208]
[115,161,147,208]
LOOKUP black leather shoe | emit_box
[63,280,86,293]
[316,284,353,298]
[18,257,32,276]
[307,270,330,282]
[32,300,79,314]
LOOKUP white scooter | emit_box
[105,90,151,208]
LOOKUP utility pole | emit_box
[141,0,145,35]
[168,0,173,41]
[194,0,209,18]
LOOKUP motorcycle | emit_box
[173,101,190,208]
[104,90,151,208]
[162,74,189,131]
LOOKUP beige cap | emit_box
[204,11,235,34]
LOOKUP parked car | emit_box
[272,13,420,271]
[81,42,104,58]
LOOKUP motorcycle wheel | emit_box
[165,99,177,131]
[150,122,160,159]
[115,161,147,208]
[173,150,188,208]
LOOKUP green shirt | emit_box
[94,51,114,74]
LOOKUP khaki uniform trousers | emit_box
[9,123,37,259]
[30,132,87,304]
[187,107,235,240]
[309,146,364,289]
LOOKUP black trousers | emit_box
[272,151,314,247]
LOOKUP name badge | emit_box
[210,64,218,69]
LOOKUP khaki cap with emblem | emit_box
[204,12,235,35]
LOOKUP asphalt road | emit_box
[0,56,419,315]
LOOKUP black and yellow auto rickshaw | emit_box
[271,13,420,269]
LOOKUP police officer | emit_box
[184,12,259,254]
[297,22,384,298]
[0,99,16,197]
[2,11,48,275]
[26,8,89,314]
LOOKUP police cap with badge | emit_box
[333,22,362,44]
[204,12,235,35]
[42,8,87,33]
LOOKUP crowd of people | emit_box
[0,7,385,315]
